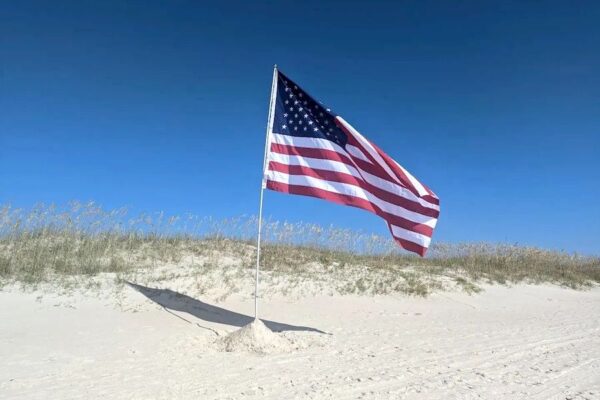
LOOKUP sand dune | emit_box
[1,282,599,399]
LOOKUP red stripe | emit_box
[372,142,440,205]
[335,118,440,206]
[271,142,354,166]
[392,235,428,257]
[373,141,439,203]
[370,140,429,198]
[336,119,414,192]
[269,146,440,218]
[265,178,433,238]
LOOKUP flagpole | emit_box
[255,64,278,320]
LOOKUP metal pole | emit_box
[255,64,278,320]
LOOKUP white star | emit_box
[313,127,318,132]
[308,121,313,125]
[288,120,293,124]
[284,100,289,104]
[288,93,293,98]
[298,107,303,111]
[303,101,308,105]
[285,87,289,92]
[294,126,298,131]
[303,127,307,131]
[294,113,298,118]
[289,107,294,111]
[319,112,324,117]
[299,120,303,125]
[294,100,299,105]
[326,108,331,112]
[282,124,287,129]
[283,113,288,117]
[304,114,309,118]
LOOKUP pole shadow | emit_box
[126,282,328,334]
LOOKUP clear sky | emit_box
[1,1,599,254]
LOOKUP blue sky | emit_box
[1,1,599,254]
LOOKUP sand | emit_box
[219,319,290,354]
[1,282,599,399]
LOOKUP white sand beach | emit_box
[1,282,599,399]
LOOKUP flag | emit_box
[263,70,439,256]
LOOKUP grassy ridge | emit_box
[1,202,598,295]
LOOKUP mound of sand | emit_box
[220,319,291,354]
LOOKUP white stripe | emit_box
[335,117,404,185]
[392,159,430,198]
[271,132,344,154]
[390,224,432,247]
[269,133,440,212]
[268,152,363,180]
[265,169,438,228]
[346,144,371,163]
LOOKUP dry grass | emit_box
[0,202,598,297]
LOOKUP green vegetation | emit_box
[1,202,598,297]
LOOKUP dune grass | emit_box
[0,202,598,296]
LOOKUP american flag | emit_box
[263,70,440,256]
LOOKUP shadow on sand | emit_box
[126,282,328,334]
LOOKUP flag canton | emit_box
[272,71,348,148]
